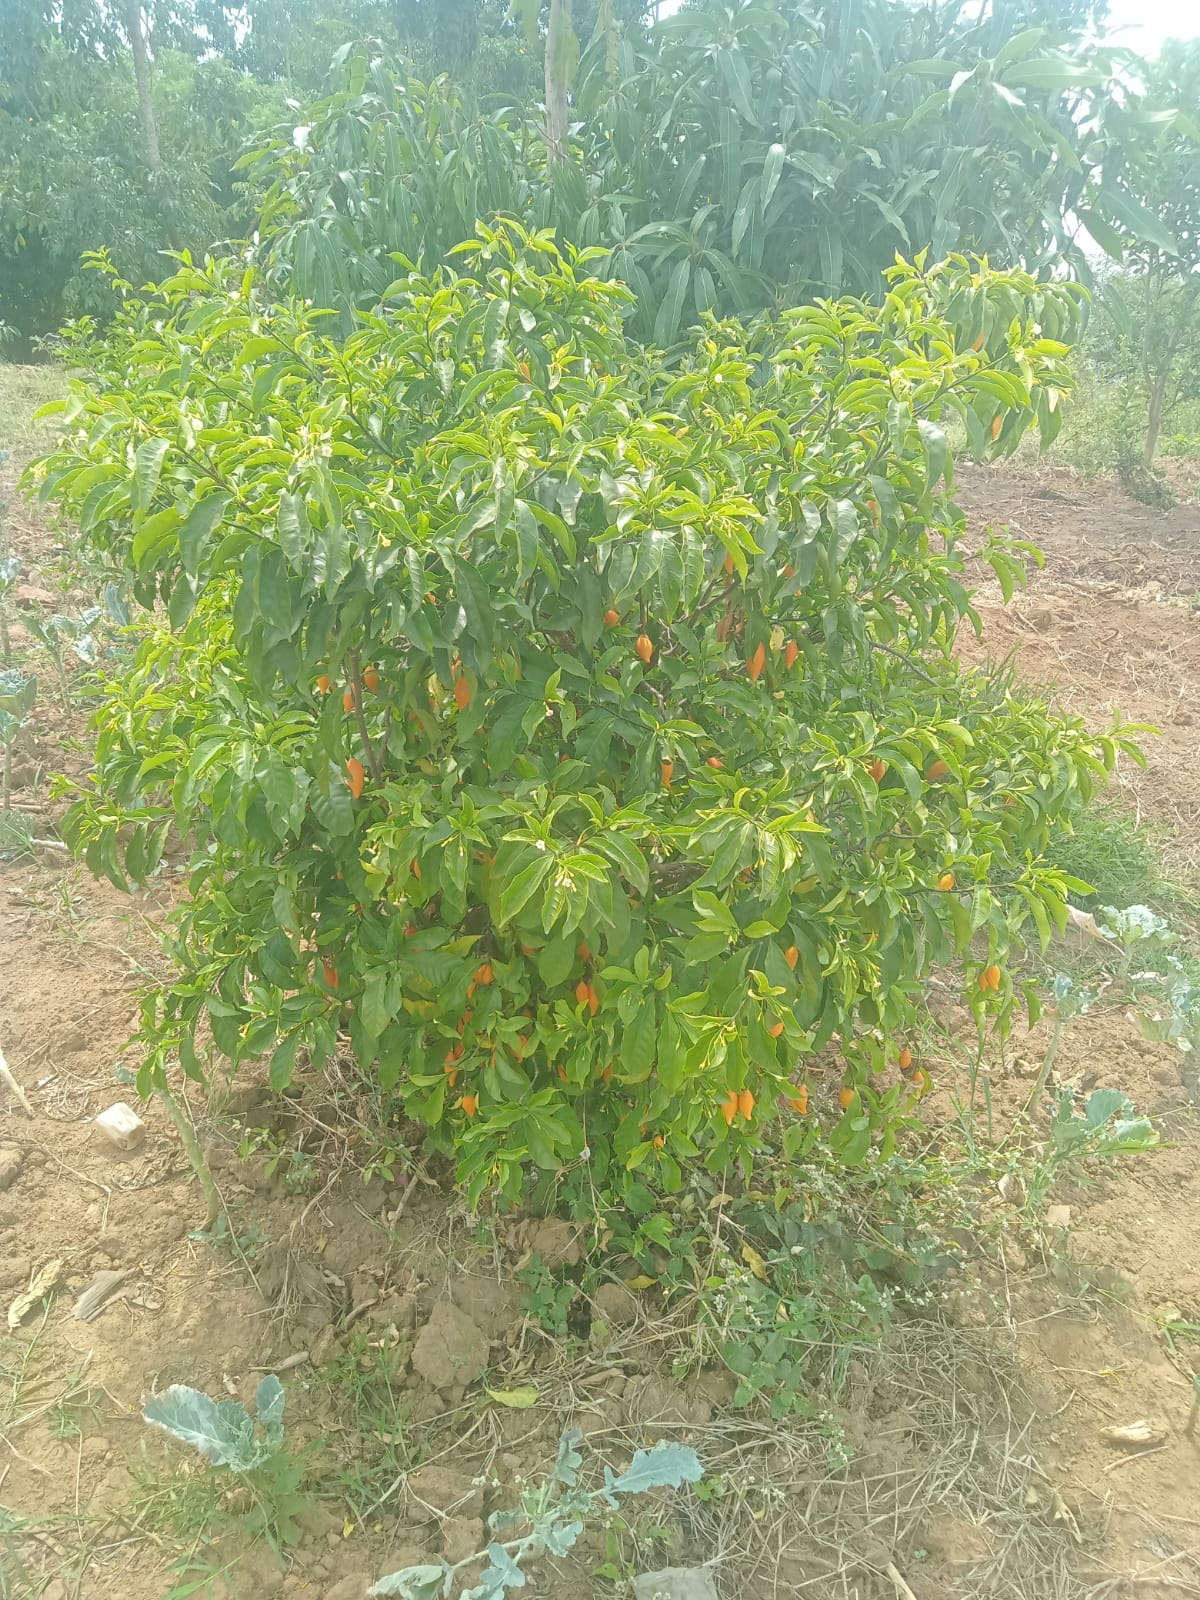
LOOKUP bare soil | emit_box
[2,415,1199,1600]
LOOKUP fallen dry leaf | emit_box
[1101,1420,1167,1450]
[8,1258,64,1329]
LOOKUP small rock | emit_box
[592,1282,638,1328]
[321,1577,370,1600]
[1045,1205,1071,1230]
[408,1465,484,1521]
[367,1292,418,1330]
[441,1516,485,1565]
[632,1568,720,1600]
[0,1148,24,1193]
[14,583,55,608]
[41,1581,69,1600]
[523,1217,582,1269]
[0,1254,31,1289]
[94,1102,145,1152]
[410,1300,489,1391]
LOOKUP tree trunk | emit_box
[1144,369,1168,468]
[126,0,162,173]
[544,0,572,168]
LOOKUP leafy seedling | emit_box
[143,1375,305,1548]
[369,1430,702,1598]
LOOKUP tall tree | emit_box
[125,0,163,171]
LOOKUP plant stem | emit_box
[156,1079,220,1223]
[1019,1011,1068,1124]
[348,649,384,786]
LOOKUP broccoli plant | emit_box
[143,1375,305,1547]
[369,1431,702,1599]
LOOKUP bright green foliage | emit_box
[261,3,1121,345]
[33,222,1127,1206]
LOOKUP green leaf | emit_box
[498,853,555,925]
[132,437,169,514]
[179,493,231,580]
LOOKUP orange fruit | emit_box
[342,687,356,713]
[661,759,674,789]
[652,1135,665,1149]
[925,759,950,782]
[784,640,799,669]
[346,757,365,799]
[363,667,380,693]
[635,633,654,665]
[784,945,799,970]
[737,1088,754,1120]
[991,414,1002,441]
[910,1070,929,1094]
[789,1088,809,1114]
[707,756,723,769]
[782,564,795,578]
[768,1020,785,1039]
[586,983,600,1017]
[315,674,331,695]
[411,859,421,879]
[475,962,494,986]
[839,1087,855,1110]
[575,980,590,1006]
[723,553,735,576]
[867,759,886,783]
[747,643,766,682]
[937,872,956,891]
[982,963,1002,992]
[322,958,338,990]
[461,1094,478,1117]
[721,1091,738,1127]
[604,608,620,627]
[897,1047,913,1071]
[454,675,471,711]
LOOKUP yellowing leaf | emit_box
[624,1274,657,1290]
[7,1258,64,1329]
[741,1243,768,1282]
[769,625,785,652]
[485,1385,540,1409]
[342,1517,356,1538]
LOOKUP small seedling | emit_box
[369,1429,702,1598]
[22,605,101,708]
[0,667,35,814]
[143,1375,305,1548]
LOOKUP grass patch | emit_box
[1045,796,1188,919]
[0,363,64,462]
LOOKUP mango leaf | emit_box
[484,1385,540,1409]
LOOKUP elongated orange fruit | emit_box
[721,1091,738,1126]
[784,640,799,669]
[661,759,674,789]
[737,1088,754,1119]
[784,944,799,970]
[346,757,365,798]
[747,643,766,682]
[635,633,654,664]
[454,675,471,711]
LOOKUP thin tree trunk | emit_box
[1144,369,1169,467]
[544,0,572,168]
[126,0,162,173]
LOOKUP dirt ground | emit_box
[2,399,1200,1600]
